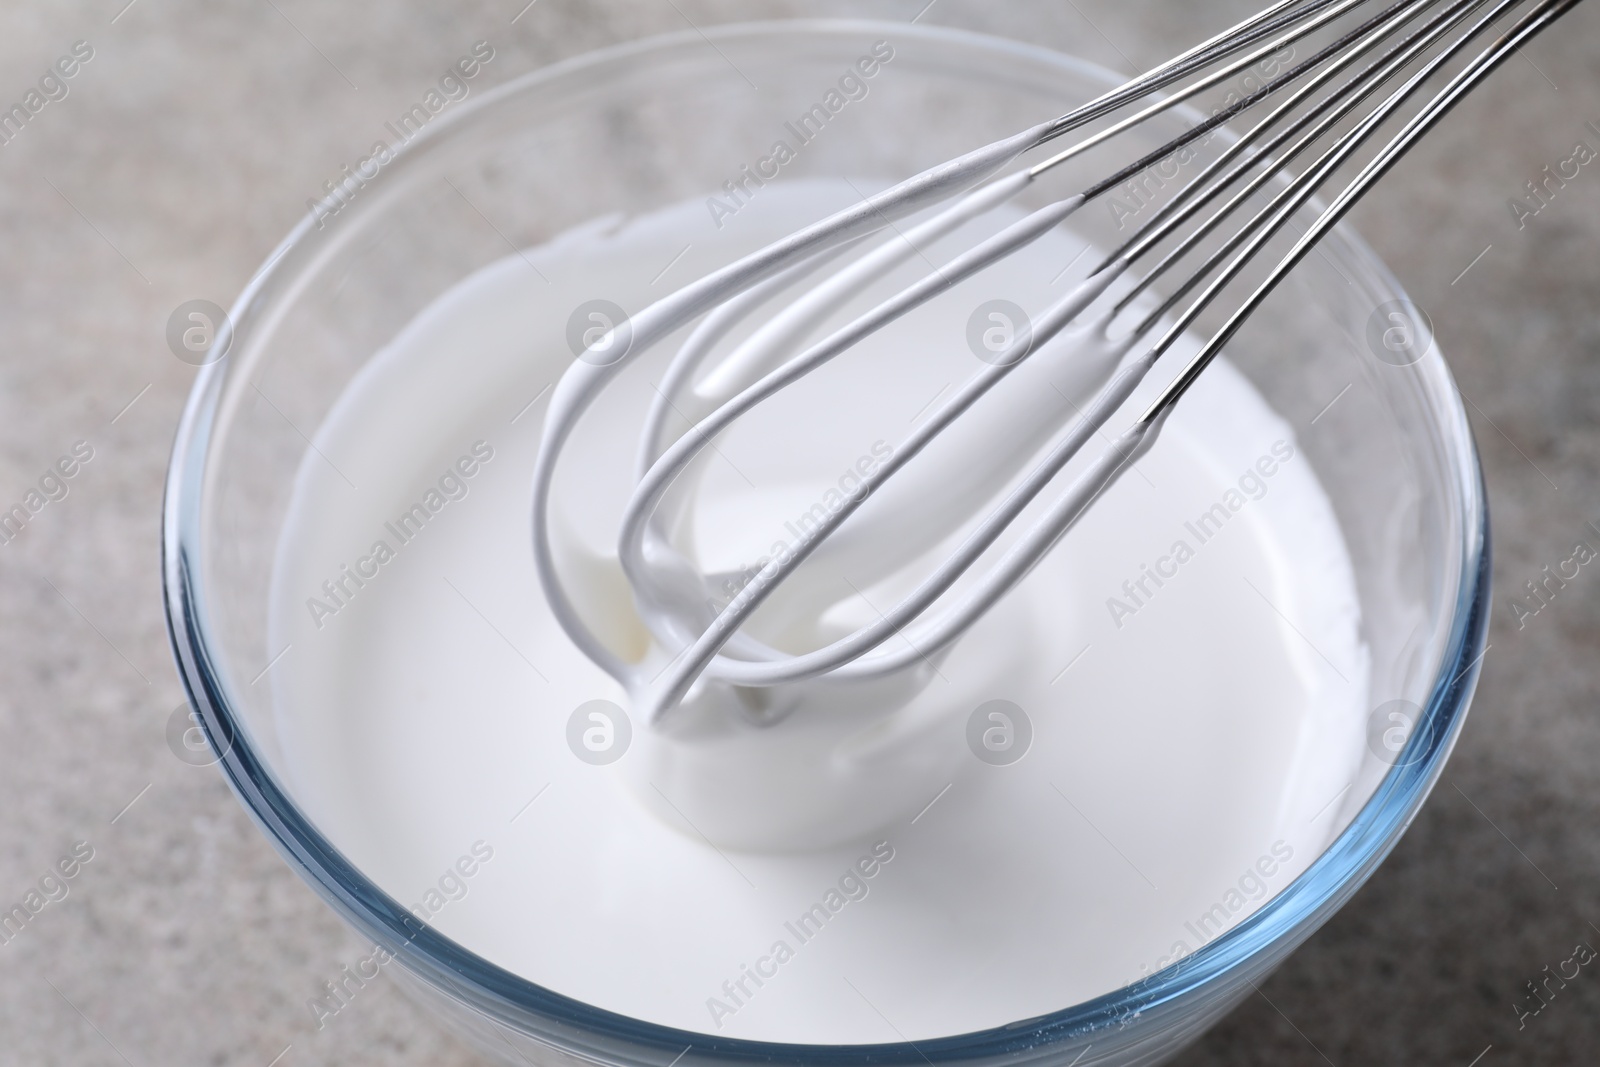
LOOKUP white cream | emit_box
[267,180,1369,1044]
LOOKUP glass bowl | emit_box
[163,19,1489,1066]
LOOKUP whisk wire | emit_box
[534,0,1378,679]
[526,0,1584,720]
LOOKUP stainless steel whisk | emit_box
[531,0,1584,723]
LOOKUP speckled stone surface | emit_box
[0,2,1596,1064]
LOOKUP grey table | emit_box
[0,1,1595,1064]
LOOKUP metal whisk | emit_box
[531,0,1583,724]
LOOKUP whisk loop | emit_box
[530,0,1584,724]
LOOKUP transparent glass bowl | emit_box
[163,20,1489,1066]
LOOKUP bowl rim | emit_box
[162,16,1491,1064]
